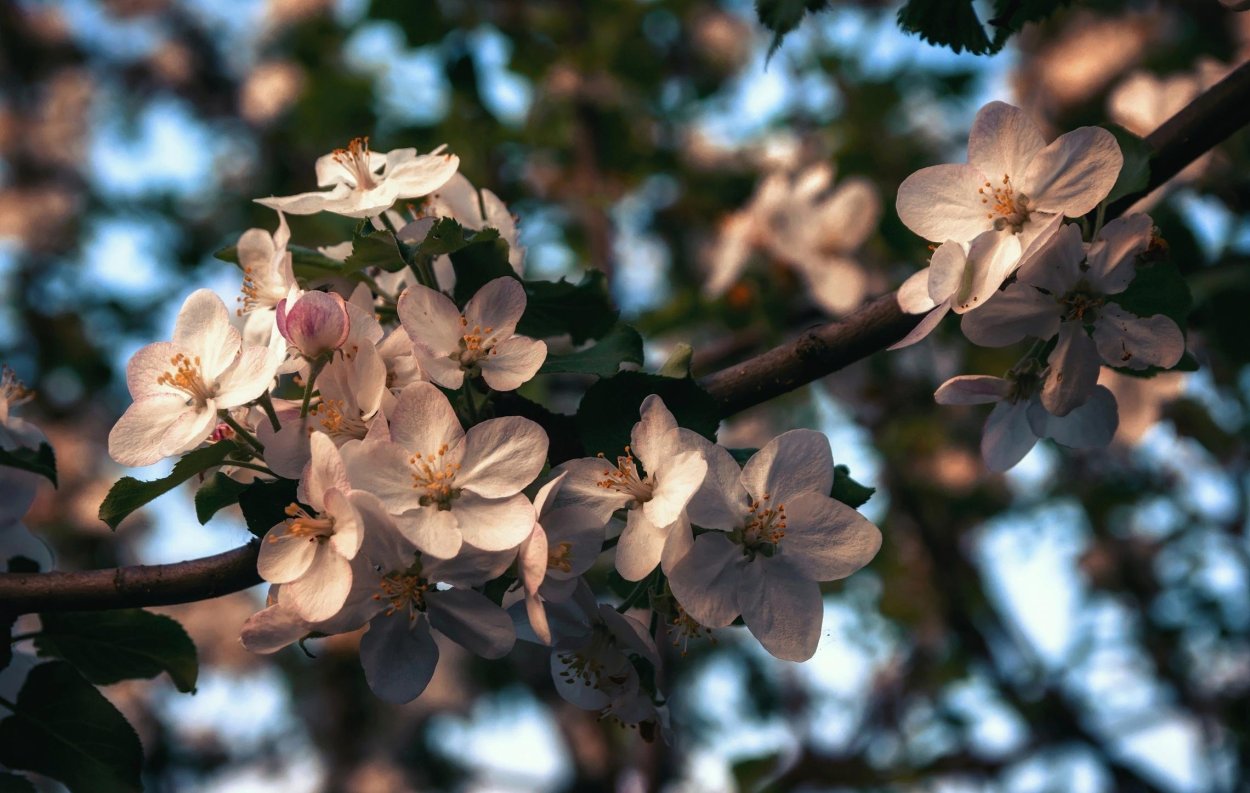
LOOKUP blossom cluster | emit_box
[0,368,52,573]
[104,138,883,732]
[892,102,1188,470]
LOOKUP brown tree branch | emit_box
[2,60,1249,617]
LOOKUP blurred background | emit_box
[2,0,1249,790]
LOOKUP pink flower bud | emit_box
[276,291,351,359]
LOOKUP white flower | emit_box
[109,289,279,467]
[256,433,366,621]
[667,430,881,662]
[936,369,1119,472]
[343,381,548,558]
[0,466,51,572]
[235,212,300,351]
[516,474,606,644]
[896,101,1122,268]
[0,367,44,452]
[402,172,525,288]
[552,395,708,582]
[706,163,880,314]
[397,276,547,392]
[961,217,1185,416]
[256,137,460,219]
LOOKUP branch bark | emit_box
[2,60,1249,617]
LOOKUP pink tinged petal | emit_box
[780,493,882,581]
[601,605,660,663]
[738,559,823,662]
[257,523,318,583]
[1093,304,1185,370]
[324,488,363,559]
[342,440,426,514]
[214,345,279,408]
[1016,222,1085,294]
[241,604,309,654]
[526,591,552,646]
[687,441,748,530]
[344,490,392,557]
[459,416,548,498]
[615,507,669,581]
[519,524,549,596]
[644,450,707,529]
[934,375,1010,405]
[631,395,680,464]
[895,164,994,243]
[960,283,1059,347]
[301,433,352,512]
[397,283,464,356]
[1086,214,1153,295]
[125,342,181,399]
[464,276,526,339]
[456,491,535,552]
[801,257,869,315]
[982,400,1038,472]
[532,472,567,518]
[428,588,516,658]
[1043,321,1102,416]
[548,458,633,521]
[277,291,350,358]
[236,227,277,275]
[111,392,210,465]
[174,290,242,379]
[480,336,547,391]
[742,430,834,507]
[1020,126,1124,217]
[668,532,744,628]
[285,551,353,622]
[660,513,694,574]
[967,101,1048,180]
[257,417,312,479]
[415,353,465,390]
[541,506,607,579]
[426,545,514,587]
[395,508,462,559]
[928,241,968,304]
[255,183,355,215]
[897,269,936,314]
[951,230,1023,314]
[360,612,439,703]
[387,151,461,199]
[888,301,950,351]
[388,382,465,457]
[820,178,880,250]
[1028,386,1119,449]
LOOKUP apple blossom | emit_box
[397,276,547,392]
[275,290,351,361]
[342,381,548,558]
[256,137,460,219]
[0,367,44,452]
[109,289,279,467]
[235,212,300,350]
[668,430,881,662]
[551,395,708,581]
[421,172,526,276]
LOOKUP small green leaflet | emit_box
[35,609,199,693]
[0,443,56,487]
[576,372,722,458]
[0,662,144,793]
[539,324,644,378]
[342,229,408,274]
[194,471,251,524]
[98,441,237,530]
[755,0,831,56]
[832,464,875,509]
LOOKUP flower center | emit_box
[278,503,335,544]
[411,444,462,509]
[237,265,287,316]
[156,353,214,406]
[548,541,574,574]
[311,398,368,441]
[1005,361,1043,404]
[669,604,715,657]
[373,568,430,620]
[734,493,786,556]
[1059,284,1105,324]
[333,137,379,191]
[456,317,500,370]
[596,446,653,505]
[979,174,1031,233]
[556,627,627,692]
[1,366,33,409]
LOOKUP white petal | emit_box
[173,289,240,379]
[241,604,309,654]
[1021,126,1123,217]
[968,101,1048,181]
[631,395,679,465]
[934,375,1009,405]
[455,491,535,552]
[741,430,833,507]
[125,341,180,400]
[416,353,465,390]
[982,400,1037,472]
[459,416,548,498]
[360,612,439,703]
[781,492,882,581]
[615,507,669,582]
[257,526,318,584]
[214,345,278,408]
[108,396,205,467]
[395,508,462,559]
[738,559,822,662]
[464,276,526,339]
[1028,386,1119,449]
[960,283,1059,347]
[301,433,352,512]
[428,588,516,658]
[480,337,546,391]
[389,382,465,456]
[667,533,743,627]
[548,458,633,521]
[644,450,707,529]
[342,440,425,514]
[1016,221,1084,295]
[258,417,313,479]
[324,488,364,559]
[897,268,936,314]
[518,525,548,596]
[888,301,950,350]
[1043,321,1102,416]
[255,183,355,216]
[686,439,747,530]
[1086,214,1153,295]
[927,241,968,304]
[950,230,1023,314]
[895,164,993,243]
[286,551,353,622]
[1093,304,1185,370]
[397,283,463,356]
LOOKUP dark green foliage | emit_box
[895,0,1066,55]
[343,229,409,274]
[576,371,722,458]
[756,0,832,56]
[0,662,143,793]
[0,443,56,487]
[98,441,237,530]
[519,271,620,345]
[832,464,876,509]
[538,324,644,377]
[35,609,199,693]
[194,472,250,524]
[1102,125,1155,205]
[237,476,302,537]
[0,772,36,793]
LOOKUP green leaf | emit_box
[576,372,722,458]
[832,464,875,509]
[1109,259,1193,329]
[194,472,250,524]
[755,0,830,56]
[414,217,502,257]
[98,441,237,530]
[897,0,993,55]
[0,662,143,793]
[519,271,619,345]
[657,343,694,379]
[0,443,56,487]
[449,236,516,306]
[538,324,644,378]
[1102,124,1155,205]
[0,772,36,793]
[35,609,199,693]
[237,476,300,537]
[215,243,344,278]
[343,229,408,274]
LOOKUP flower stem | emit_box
[257,392,281,432]
[616,571,657,613]
[220,412,265,455]
[300,357,328,419]
[461,382,480,425]
[225,461,276,476]
[1091,201,1108,241]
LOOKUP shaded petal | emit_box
[1043,321,1101,416]
[548,457,633,521]
[982,400,1037,472]
[951,230,1023,314]
[480,337,546,391]
[968,101,1048,180]
[781,492,882,581]
[897,268,936,314]
[644,450,707,529]
[301,432,352,512]
[801,257,869,315]
[255,183,355,216]
[1087,214,1153,295]
[108,396,206,467]
[686,439,747,530]
[464,276,526,339]
[1028,386,1118,449]
[428,588,516,658]
[631,395,679,465]
[360,613,438,703]
[667,532,743,628]
[1016,221,1084,294]
[416,353,465,390]
[1093,304,1185,370]
[928,241,967,304]
[257,525,318,583]
[888,301,950,351]
[960,283,1059,346]
[395,508,462,559]
[241,604,309,654]
[214,345,278,407]
[1021,126,1123,216]
[456,491,534,552]
[258,416,312,479]
[739,559,822,662]
[935,375,1009,405]
[388,382,465,456]
[324,488,364,558]
[342,440,425,514]
[397,283,463,356]
[819,177,880,250]
[459,416,548,497]
[895,164,993,242]
[742,430,833,506]
[615,507,668,582]
[286,551,353,622]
